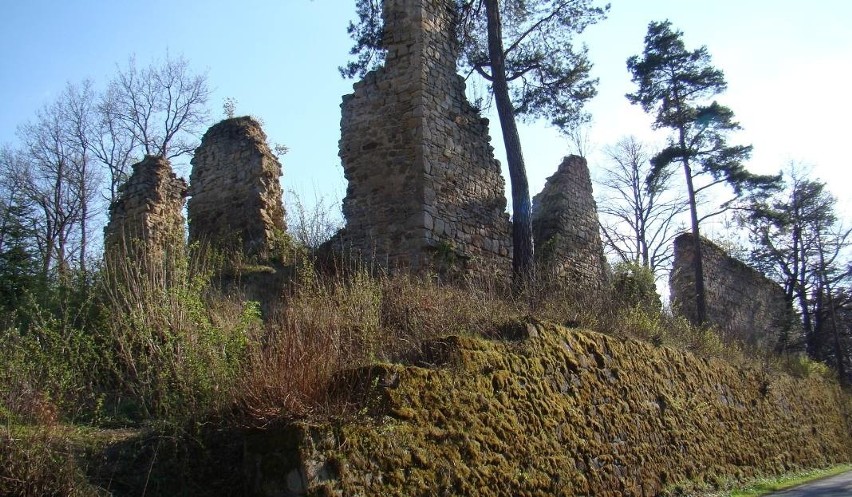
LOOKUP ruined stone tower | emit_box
[337,0,511,274]
[532,155,608,289]
[104,155,187,256]
[188,117,286,260]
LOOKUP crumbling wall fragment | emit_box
[188,117,286,260]
[532,155,609,289]
[336,0,511,275]
[671,233,792,348]
[104,155,187,256]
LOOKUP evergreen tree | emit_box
[0,172,39,317]
[626,20,779,324]
[746,167,851,382]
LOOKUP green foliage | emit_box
[626,19,779,325]
[726,464,852,497]
[626,20,777,198]
[340,0,385,78]
[458,0,609,131]
[626,20,726,127]
[99,244,263,424]
[610,261,661,311]
[343,0,609,130]
[0,280,104,424]
[0,320,99,425]
[778,354,833,380]
[0,196,41,319]
[744,166,850,375]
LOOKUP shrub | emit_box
[610,261,662,312]
[99,243,263,425]
[234,262,383,423]
[0,290,103,424]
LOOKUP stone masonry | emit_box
[671,233,791,349]
[532,155,608,290]
[337,0,512,274]
[103,155,187,256]
[188,117,286,260]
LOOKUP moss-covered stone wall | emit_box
[246,323,852,497]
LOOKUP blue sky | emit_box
[2,0,850,224]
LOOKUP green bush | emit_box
[0,287,103,424]
[611,261,662,312]
[99,244,263,425]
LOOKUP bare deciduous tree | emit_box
[286,190,344,251]
[94,87,138,205]
[12,82,104,279]
[59,80,103,273]
[18,101,82,278]
[564,120,594,158]
[596,136,685,276]
[107,54,211,160]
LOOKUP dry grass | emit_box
[1,241,834,493]
[223,252,824,426]
[0,425,101,497]
[232,267,518,424]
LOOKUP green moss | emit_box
[250,322,852,497]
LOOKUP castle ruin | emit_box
[532,155,609,289]
[336,0,512,275]
[671,233,792,349]
[188,116,286,260]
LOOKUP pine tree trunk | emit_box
[484,0,533,283]
[682,158,707,324]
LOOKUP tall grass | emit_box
[232,262,518,424]
[0,425,101,497]
[99,243,263,425]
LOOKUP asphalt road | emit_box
[764,471,852,496]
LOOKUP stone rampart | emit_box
[337,0,511,275]
[671,233,792,348]
[532,155,608,289]
[247,323,852,496]
[188,117,286,260]
[103,155,187,256]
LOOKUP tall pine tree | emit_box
[626,20,779,324]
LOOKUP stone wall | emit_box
[532,155,608,289]
[247,323,852,497]
[103,155,187,256]
[671,233,792,349]
[337,0,511,275]
[188,117,286,260]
